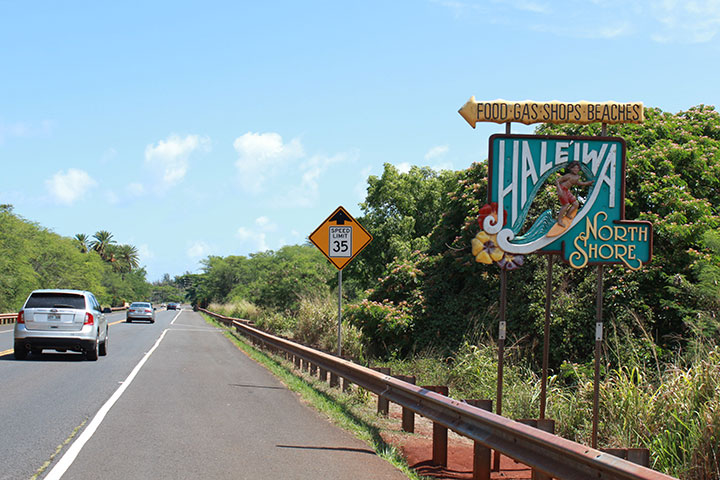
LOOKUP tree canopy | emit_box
[0,207,151,310]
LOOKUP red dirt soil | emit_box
[379,403,533,480]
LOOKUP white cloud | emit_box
[430,161,455,172]
[138,244,154,261]
[255,216,277,231]
[396,162,412,174]
[45,169,97,205]
[283,152,353,207]
[650,1,720,43]
[435,0,720,43]
[354,166,373,201]
[425,145,449,161]
[145,134,210,188]
[0,119,53,144]
[187,241,211,258]
[236,227,269,252]
[235,216,282,252]
[233,132,304,193]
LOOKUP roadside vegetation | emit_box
[188,105,720,479]
[0,206,183,308]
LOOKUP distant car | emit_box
[14,289,110,361]
[126,302,155,323]
[167,302,178,310]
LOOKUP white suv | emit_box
[14,289,110,361]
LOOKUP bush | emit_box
[253,310,296,338]
[345,299,414,358]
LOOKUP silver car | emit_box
[126,302,155,323]
[13,289,110,361]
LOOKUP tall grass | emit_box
[209,293,365,360]
[374,340,720,479]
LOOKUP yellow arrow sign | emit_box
[458,97,643,128]
[309,206,373,270]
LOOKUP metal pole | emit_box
[592,265,604,449]
[337,269,342,357]
[540,254,554,419]
[592,122,607,447]
[494,267,507,470]
[493,120,511,471]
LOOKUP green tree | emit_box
[346,164,458,295]
[90,230,116,261]
[74,233,90,253]
[114,244,140,274]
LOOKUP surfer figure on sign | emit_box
[556,161,593,227]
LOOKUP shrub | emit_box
[345,299,414,358]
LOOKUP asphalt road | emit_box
[0,309,408,480]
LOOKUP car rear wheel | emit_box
[14,342,28,360]
[86,337,99,361]
[99,329,108,356]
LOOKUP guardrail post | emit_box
[319,366,328,382]
[601,448,650,467]
[394,375,416,432]
[627,448,650,467]
[423,385,449,467]
[517,419,555,480]
[465,400,493,480]
[329,372,340,388]
[372,367,391,415]
[310,363,317,376]
[294,355,301,369]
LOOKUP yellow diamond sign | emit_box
[309,206,373,270]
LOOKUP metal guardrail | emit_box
[201,308,677,480]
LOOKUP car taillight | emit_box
[144,309,151,313]
[17,310,24,324]
[84,312,94,325]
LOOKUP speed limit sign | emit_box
[309,206,372,270]
[329,226,352,258]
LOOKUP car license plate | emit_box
[48,314,61,321]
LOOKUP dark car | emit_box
[167,302,178,310]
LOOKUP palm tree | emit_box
[90,230,116,261]
[115,244,140,274]
[74,233,90,253]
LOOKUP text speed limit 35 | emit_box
[329,226,352,258]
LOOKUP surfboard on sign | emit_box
[547,210,577,238]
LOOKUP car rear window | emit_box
[24,292,87,309]
[131,303,151,308]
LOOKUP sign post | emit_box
[309,206,373,356]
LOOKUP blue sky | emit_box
[2,1,719,282]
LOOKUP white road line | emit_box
[44,329,169,480]
[170,310,182,325]
[0,329,13,334]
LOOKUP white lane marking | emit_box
[0,329,13,334]
[44,329,169,480]
[170,310,182,325]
